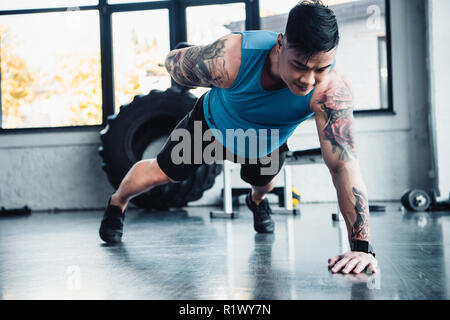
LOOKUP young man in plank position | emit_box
[100,0,378,275]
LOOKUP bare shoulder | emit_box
[217,33,242,88]
[311,68,354,113]
[165,33,242,89]
[187,33,242,89]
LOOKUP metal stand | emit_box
[211,148,324,219]
[273,148,324,215]
[210,161,239,219]
[271,165,297,215]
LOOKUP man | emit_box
[99,0,378,275]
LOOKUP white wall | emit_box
[0,130,114,210]
[427,0,450,198]
[336,17,385,110]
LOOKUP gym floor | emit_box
[0,201,449,300]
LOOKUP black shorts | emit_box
[156,92,289,187]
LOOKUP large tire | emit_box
[99,87,222,210]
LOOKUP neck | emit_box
[261,46,286,90]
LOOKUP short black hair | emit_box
[285,0,339,57]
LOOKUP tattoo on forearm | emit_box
[165,51,195,87]
[165,39,230,88]
[351,187,370,241]
[319,85,356,162]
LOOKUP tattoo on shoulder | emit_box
[166,39,230,88]
[351,187,370,241]
[318,84,356,162]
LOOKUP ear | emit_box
[276,33,285,55]
[277,33,284,49]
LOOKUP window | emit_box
[107,0,159,3]
[186,2,246,97]
[0,1,98,10]
[186,3,246,46]
[0,10,102,129]
[378,36,388,109]
[0,0,251,131]
[112,10,170,111]
[258,0,391,112]
[0,0,392,131]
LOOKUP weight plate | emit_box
[407,189,431,212]
[401,190,413,211]
[369,205,386,212]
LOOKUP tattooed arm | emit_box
[311,76,377,274]
[165,34,241,89]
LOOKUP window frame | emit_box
[378,35,388,110]
[0,0,392,134]
[354,0,394,116]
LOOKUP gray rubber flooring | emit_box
[0,201,449,300]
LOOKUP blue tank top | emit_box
[203,30,334,159]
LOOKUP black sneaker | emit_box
[99,197,125,243]
[245,192,275,234]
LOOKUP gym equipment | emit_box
[401,190,431,212]
[220,187,301,210]
[332,205,386,222]
[0,206,31,217]
[173,42,194,50]
[369,205,386,212]
[99,87,222,210]
[331,213,341,222]
[292,187,301,208]
[401,189,450,212]
[211,148,323,219]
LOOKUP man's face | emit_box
[276,34,337,96]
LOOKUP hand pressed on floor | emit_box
[328,251,378,274]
